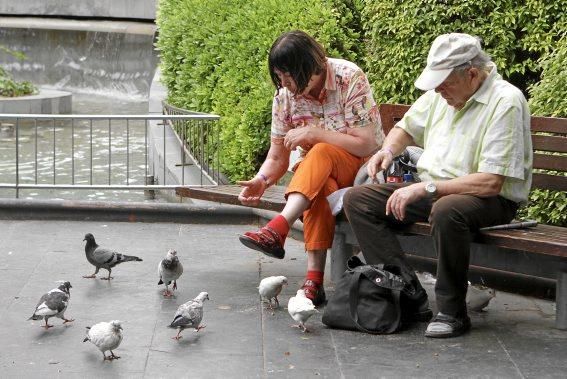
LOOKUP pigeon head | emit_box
[110,320,123,331]
[195,292,210,302]
[56,281,72,294]
[167,249,177,257]
[276,276,288,286]
[83,233,95,243]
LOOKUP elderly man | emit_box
[343,33,532,338]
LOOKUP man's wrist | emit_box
[379,147,395,157]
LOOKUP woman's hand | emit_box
[283,128,319,151]
[236,177,267,206]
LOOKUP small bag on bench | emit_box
[322,256,408,334]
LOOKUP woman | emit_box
[238,30,382,305]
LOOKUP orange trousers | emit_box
[285,143,365,251]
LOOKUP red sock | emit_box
[306,270,324,286]
[266,215,289,240]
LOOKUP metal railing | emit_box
[0,111,220,199]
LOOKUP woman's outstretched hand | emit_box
[236,177,267,206]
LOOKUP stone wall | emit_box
[0,0,156,20]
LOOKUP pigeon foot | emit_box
[63,318,75,324]
[42,324,54,329]
[163,290,174,297]
[100,277,114,281]
[172,335,183,340]
[196,325,206,332]
[83,274,96,279]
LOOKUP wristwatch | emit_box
[424,182,438,198]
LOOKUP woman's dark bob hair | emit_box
[268,30,327,94]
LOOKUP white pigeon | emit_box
[28,281,74,329]
[169,292,209,340]
[288,289,318,333]
[258,276,288,310]
[467,284,496,312]
[83,233,143,280]
[83,320,124,361]
[158,249,184,297]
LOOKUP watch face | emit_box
[426,182,437,194]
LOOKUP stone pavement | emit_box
[1,216,566,378]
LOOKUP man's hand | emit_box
[283,127,319,151]
[366,148,394,181]
[236,177,267,206]
[386,183,426,221]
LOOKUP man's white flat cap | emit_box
[415,33,481,91]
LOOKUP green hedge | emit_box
[521,34,567,226]
[156,0,363,180]
[362,0,567,104]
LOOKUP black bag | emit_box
[322,256,408,334]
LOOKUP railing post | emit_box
[145,175,155,199]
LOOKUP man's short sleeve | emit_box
[478,96,528,180]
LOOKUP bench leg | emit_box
[330,231,352,283]
[556,268,567,330]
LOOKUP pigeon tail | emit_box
[158,279,164,285]
[83,337,90,343]
[121,254,143,262]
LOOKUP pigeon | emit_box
[158,249,183,297]
[169,292,209,340]
[83,320,123,361]
[258,275,287,311]
[28,281,74,329]
[287,289,318,333]
[467,284,496,312]
[83,233,143,280]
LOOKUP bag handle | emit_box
[348,271,402,334]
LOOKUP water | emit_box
[0,93,170,202]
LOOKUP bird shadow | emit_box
[33,323,72,340]
[173,332,203,346]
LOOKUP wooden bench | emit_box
[176,103,567,329]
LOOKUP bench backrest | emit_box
[378,104,567,192]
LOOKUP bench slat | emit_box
[531,116,567,134]
[532,173,567,191]
[176,185,567,257]
[533,153,567,172]
[532,135,567,153]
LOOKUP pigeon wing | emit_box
[171,301,202,328]
[91,246,118,267]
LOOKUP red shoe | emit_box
[301,279,326,306]
[239,226,285,259]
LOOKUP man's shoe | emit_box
[425,313,471,338]
[238,226,285,259]
[301,279,326,306]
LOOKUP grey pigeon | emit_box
[467,284,496,312]
[169,292,209,340]
[158,249,183,297]
[258,276,287,311]
[83,320,123,361]
[83,233,143,280]
[288,289,318,333]
[28,281,74,329]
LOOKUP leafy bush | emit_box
[520,34,567,227]
[156,0,363,180]
[361,0,567,104]
[0,45,36,97]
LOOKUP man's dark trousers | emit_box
[343,183,518,317]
